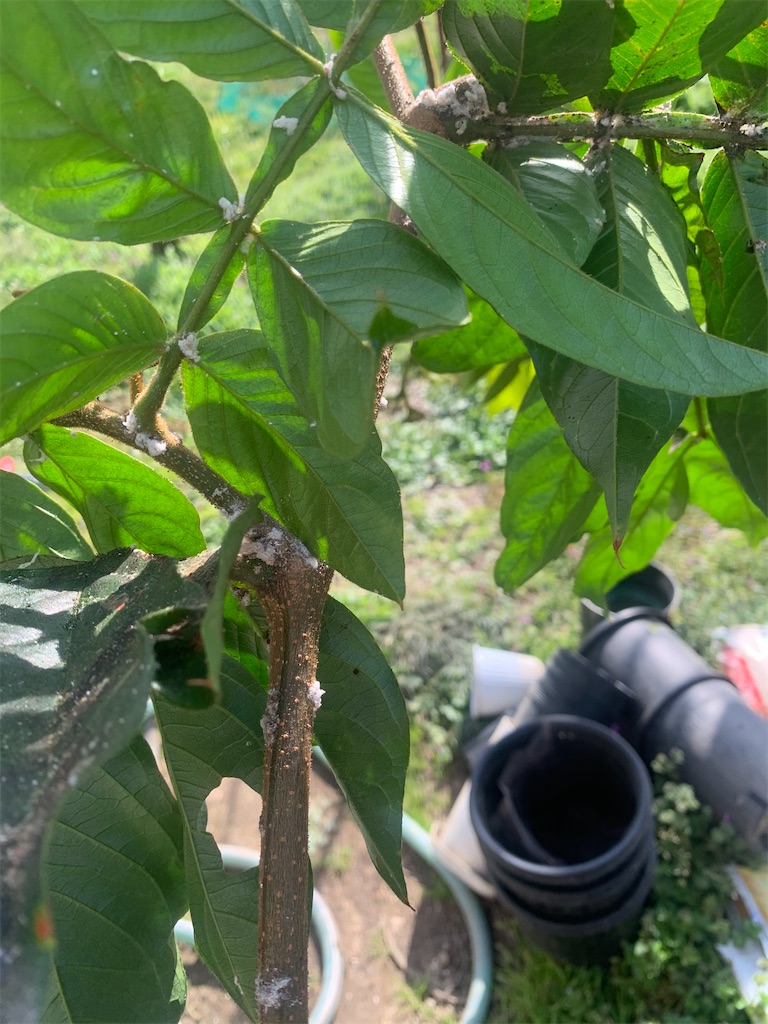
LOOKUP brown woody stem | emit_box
[234,529,333,1023]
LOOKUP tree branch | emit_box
[52,402,248,518]
[373,36,414,119]
[402,80,768,149]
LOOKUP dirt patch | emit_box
[179,769,473,1024]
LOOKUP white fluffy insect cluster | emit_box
[417,78,490,127]
[272,115,299,135]
[135,433,167,457]
[308,680,325,711]
[251,526,284,566]
[218,194,245,222]
[178,332,199,362]
[256,975,292,1010]
[323,55,347,100]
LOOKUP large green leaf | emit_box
[79,0,323,81]
[298,1,439,66]
[177,226,246,332]
[0,472,92,563]
[153,655,268,1023]
[248,218,467,457]
[486,141,605,266]
[495,383,600,593]
[702,152,768,514]
[0,272,166,446]
[337,98,768,396]
[710,20,768,116]
[575,440,690,604]
[685,439,768,545]
[315,597,409,903]
[0,0,236,244]
[442,0,614,115]
[0,549,206,1024]
[592,0,766,111]
[529,144,692,539]
[184,331,405,602]
[40,737,187,1024]
[412,288,526,372]
[25,426,205,558]
[243,80,333,208]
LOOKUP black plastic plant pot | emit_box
[512,649,641,738]
[470,715,656,964]
[581,613,768,854]
[580,562,680,636]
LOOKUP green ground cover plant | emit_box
[0,3,766,1023]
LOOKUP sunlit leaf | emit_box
[709,19,768,116]
[0,0,236,243]
[40,737,187,1024]
[298,0,439,66]
[495,382,600,593]
[338,98,768,397]
[443,0,614,114]
[702,152,768,514]
[79,0,323,81]
[0,472,92,563]
[0,272,166,446]
[413,288,526,372]
[593,0,765,111]
[575,440,690,603]
[25,426,205,558]
[184,331,405,602]
[315,597,409,903]
[685,439,768,545]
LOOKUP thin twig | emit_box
[415,19,439,90]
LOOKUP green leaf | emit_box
[495,382,600,593]
[25,426,205,558]
[486,141,605,266]
[685,438,768,545]
[710,19,768,116]
[0,272,166,446]
[200,497,264,699]
[329,30,390,109]
[575,440,690,604]
[337,98,768,397]
[184,331,405,602]
[530,143,692,538]
[0,0,236,244]
[79,0,323,81]
[299,1,439,65]
[0,472,92,563]
[257,219,468,341]
[412,288,526,372]
[153,655,268,1022]
[593,0,766,111]
[702,152,768,514]
[177,226,246,332]
[41,737,187,1024]
[315,597,409,903]
[248,217,467,457]
[243,79,333,208]
[443,0,614,115]
[0,549,206,1024]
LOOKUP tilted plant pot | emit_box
[470,715,656,965]
[511,648,641,737]
[580,561,681,636]
[581,613,768,854]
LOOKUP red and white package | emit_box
[716,624,768,717]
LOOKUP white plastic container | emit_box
[470,645,545,719]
